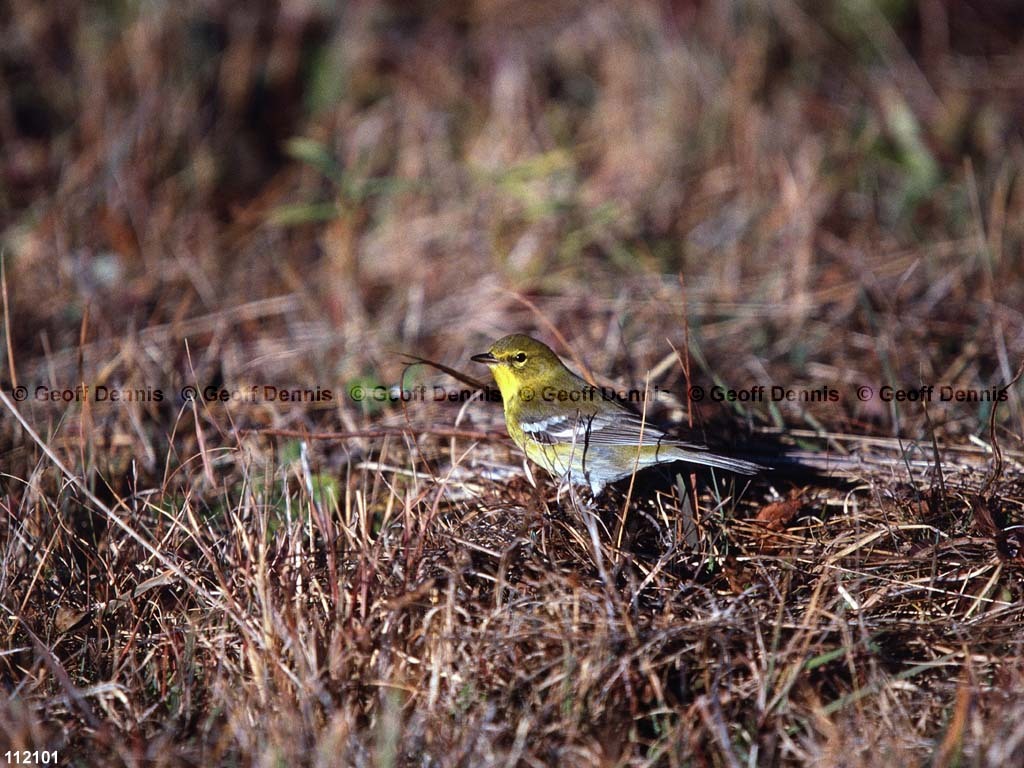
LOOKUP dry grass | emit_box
[3,1,1024,765]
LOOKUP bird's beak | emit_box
[471,351,498,364]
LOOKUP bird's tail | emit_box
[665,446,763,475]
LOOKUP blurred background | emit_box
[4,0,1024,449]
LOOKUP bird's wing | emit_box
[519,405,702,451]
[517,401,762,476]
[518,413,582,445]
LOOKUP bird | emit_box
[471,334,762,495]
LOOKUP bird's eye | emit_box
[513,352,527,364]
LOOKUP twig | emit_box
[981,358,1024,497]
[1,249,16,388]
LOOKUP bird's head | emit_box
[471,334,567,398]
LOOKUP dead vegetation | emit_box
[2,1,1024,765]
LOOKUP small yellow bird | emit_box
[472,334,761,494]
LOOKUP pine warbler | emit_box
[472,334,761,495]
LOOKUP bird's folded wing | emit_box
[519,414,578,445]
[520,408,706,451]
